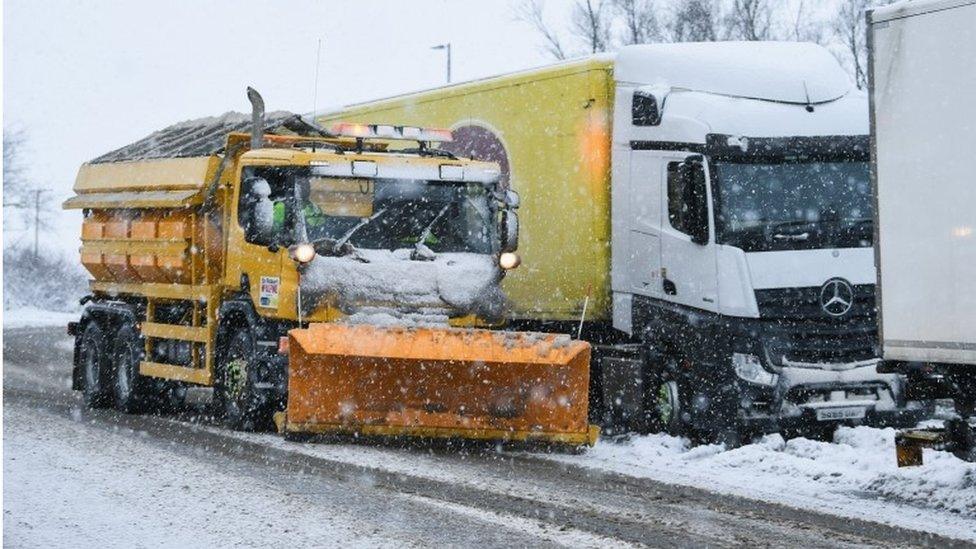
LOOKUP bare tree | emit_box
[666,0,719,42]
[612,0,661,45]
[4,130,27,196]
[570,0,614,53]
[3,129,55,255]
[723,0,773,40]
[784,0,826,43]
[516,0,569,59]
[831,0,875,89]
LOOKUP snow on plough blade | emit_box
[282,323,598,446]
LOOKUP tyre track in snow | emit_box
[4,326,970,548]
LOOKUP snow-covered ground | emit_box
[3,307,79,328]
[546,427,976,541]
[215,420,976,542]
[5,402,627,548]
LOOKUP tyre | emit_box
[113,324,152,413]
[214,326,273,431]
[655,378,684,436]
[80,322,114,409]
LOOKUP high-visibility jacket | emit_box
[273,201,327,230]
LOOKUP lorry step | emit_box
[139,361,211,385]
[141,322,210,343]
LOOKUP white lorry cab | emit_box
[608,42,929,441]
[318,41,931,442]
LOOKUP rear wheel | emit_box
[81,322,113,408]
[113,325,152,413]
[215,326,273,431]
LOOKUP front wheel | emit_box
[214,327,273,431]
[655,379,684,436]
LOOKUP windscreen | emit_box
[303,177,495,254]
[714,160,873,252]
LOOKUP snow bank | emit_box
[301,249,502,322]
[3,307,79,329]
[547,425,976,540]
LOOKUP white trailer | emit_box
[869,0,976,462]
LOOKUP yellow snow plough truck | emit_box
[63,88,596,446]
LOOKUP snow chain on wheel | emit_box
[216,327,272,432]
[657,380,682,436]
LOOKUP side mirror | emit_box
[501,210,519,253]
[504,189,520,209]
[241,177,274,245]
[678,158,710,245]
[632,90,662,126]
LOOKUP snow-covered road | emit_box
[3,322,975,547]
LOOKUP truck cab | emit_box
[609,42,929,440]
[228,127,517,327]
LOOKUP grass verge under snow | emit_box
[547,425,975,541]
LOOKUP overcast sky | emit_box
[4,0,570,253]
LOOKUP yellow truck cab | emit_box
[63,89,544,433]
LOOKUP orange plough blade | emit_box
[284,323,597,446]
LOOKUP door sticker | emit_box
[259,276,280,308]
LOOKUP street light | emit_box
[431,43,451,84]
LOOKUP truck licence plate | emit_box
[816,407,866,422]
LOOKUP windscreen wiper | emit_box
[329,207,389,255]
[767,220,817,241]
[411,203,451,260]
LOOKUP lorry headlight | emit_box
[732,352,778,387]
[291,243,316,264]
[499,252,520,270]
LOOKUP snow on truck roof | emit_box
[872,0,975,22]
[615,42,852,104]
[327,42,850,117]
[90,111,322,164]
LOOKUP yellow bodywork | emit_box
[317,57,616,322]
[64,122,599,446]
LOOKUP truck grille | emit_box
[755,285,879,367]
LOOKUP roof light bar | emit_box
[331,122,454,143]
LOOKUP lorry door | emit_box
[626,150,663,298]
[229,174,287,316]
[658,154,718,313]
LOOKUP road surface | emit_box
[4,326,970,548]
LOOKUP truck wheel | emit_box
[215,327,272,431]
[113,325,152,414]
[80,322,113,409]
[655,379,684,436]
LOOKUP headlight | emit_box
[732,352,778,387]
[499,252,520,270]
[291,243,316,264]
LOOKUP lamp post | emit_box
[430,43,451,84]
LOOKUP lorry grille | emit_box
[755,285,879,367]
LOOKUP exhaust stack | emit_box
[246,86,265,150]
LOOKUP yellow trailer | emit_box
[317,57,615,324]
[63,89,596,446]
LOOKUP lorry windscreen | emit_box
[713,159,873,252]
[303,177,494,254]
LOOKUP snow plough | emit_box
[63,88,597,447]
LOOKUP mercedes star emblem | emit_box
[820,278,854,317]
